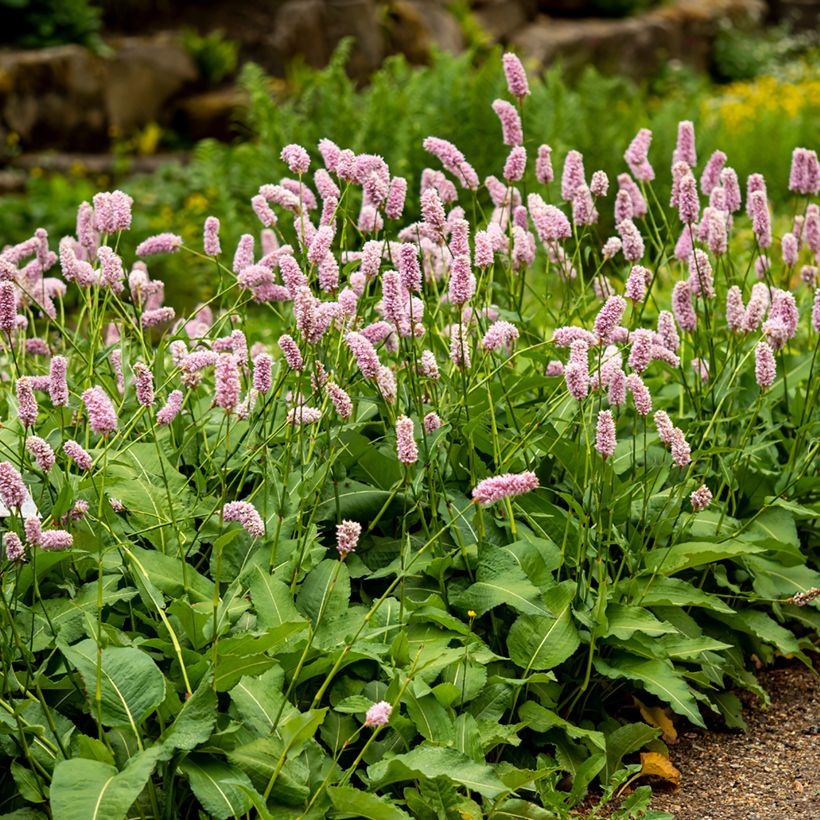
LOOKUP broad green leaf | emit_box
[739,507,800,555]
[178,755,257,820]
[711,610,802,657]
[593,655,704,727]
[367,745,508,799]
[507,583,579,672]
[517,702,605,751]
[327,785,412,819]
[159,676,217,756]
[643,541,765,574]
[491,799,557,819]
[128,546,213,603]
[249,565,305,628]
[296,559,350,623]
[451,544,550,618]
[602,605,677,640]
[404,692,454,743]
[60,640,166,730]
[50,748,162,820]
[603,722,659,781]
[626,576,735,613]
[228,737,310,803]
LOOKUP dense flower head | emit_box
[624,128,654,182]
[281,144,310,175]
[223,501,264,537]
[503,146,527,182]
[472,471,538,506]
[528,195,571,244]
[617,219,644,262]
[536,144,554,185]
[657,311,680,352]
[482,320,519,353]
[690,485,713,512]
[626,373,652,416]
[133,362,155,407]
[674,120,697,166]
[364,701,393,728]
[749,190,771,249]
[0,280,17,332]
[136,233,182,257]
[672,281,697,332]
[4,532,24,562]
[142,307,176,328]
[594,296,627,343]
[688,250,715,298]
[561,150,586,201]
[595,410,617,459]
[813,288,820,332]
[448,255,476,306]
[336,520,361,558]
[325,381,353,419]
[590,170,609,197]
[16,377,38,428]
[156,390,184,426]
[40,530,74,551]
[654,410,675,445]
[625,265,651,302]
[502,52,530,99]
[278,334,305,371]
[789,147,820,196]
[677,174,700,225]
[82,386,118,435]
[92,190,133,234]
[572,185,598,226]
[422,137,479,190]
[346,331,381,379]
[26,436,55,472]
[423,412,442,434]
[754,341,776,390]
[215,353,241,412]
[670,428,692,468]
[492,99,523,147]
[395,415,418,464]
[627,329,654,374]
[63,440,92,471]
[700,150,726,195]
[0,462,27,510]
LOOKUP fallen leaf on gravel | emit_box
[635,698,678,744]
[640,751,681,786]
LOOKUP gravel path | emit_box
[649,660,819,819]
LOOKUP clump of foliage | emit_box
[181,28,239,85]
[0,49,817,818]
[0,0,102,49]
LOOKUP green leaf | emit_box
[128,546,213,603]
[593,655,704,727]
[507,583,579,672]
[517,702,605,751]
[491,799,557,819]
[603,722,659,781]
[602,605,677,640]
[451,544,550,618]
[159,676,217,756]
[404,691,454,743]
[327,785,412,819]
[60,640,165,730]
[296,559,350,623]
[367,745,509,798]
[50,748,162,820]
[643,541,766,574]
[249,565,305,628]
[178,755,257,820]
[626,576,735,613]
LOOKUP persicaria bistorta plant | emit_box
[0,50,817,820]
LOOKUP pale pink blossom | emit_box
[472,471,538,506]
[0,462,27,509]
[536,145,554,185]
[561,150,585,201]
[595,409,617,459]
[755,341,776,390]
[82,386,117,435]
[674,120,697,166]
[672,281,696,332]
[626,373,652,415]
[690,485,713,512]
[136,233,182,257]
[670,428,692,468]
[492,99,523,147]
[26,436,54,472]
[156,390,184,425]
[16,377,38,428]
[4,532,24,561]
[215,354,241,412]
[700,150,726,195]
[204,216,221,255]
[336,520,361,558]
[326,381,353,419]
[223,501,264,537]
[396,415,418,464]
[423,412,442,434]
[364,701,393,728]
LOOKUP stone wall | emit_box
[0,0,802,157]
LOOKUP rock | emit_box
[510,0,766,81]
[173,86,248,142]
[0,45,107,151]
[388,0,464,62]
[473,0,534,42]
[104,34,197,133]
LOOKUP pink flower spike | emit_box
[82,386,117,436]
[502,52,530,99]
[0,462,27,510]
[595,409,616,459]
[624,128,654,182]
[700,150,726,195]
[561,150,586,201]
[26,436,55,472]
[223,501,264,537]
[670,428,691,468]
[755,341,776,390]
[336,520,361,558]
[326,381,353,419]
[492,99,523,147]
[141,307,176,328]
[677,174,699,225]
[654,410,675,445]
[40,530,73,551]
[674,120,697,167]
[364,700,392,728]
[204,216,221,256]
[395,415,418,465]
[63,440,92,470]
[133,362,154,407]
[16,377,38,428]
[672,281,697,332]
[472,471,538,506]
[503,146,527,183]
[253,353,273,394]
[4,532,24,562]
[156,390,184,426]
[590,170,609,198]
[617,219,644,262]
[135,233,182,257]
[215,354,241,413]
[423,412,442,434]
[690,485,712,512]
[536,145,554,185]
[281,144,310,175]
[626,373,652,416]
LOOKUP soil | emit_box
[579,657,820,819]
[649,658,820,819]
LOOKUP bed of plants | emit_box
[0,49,818,820]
